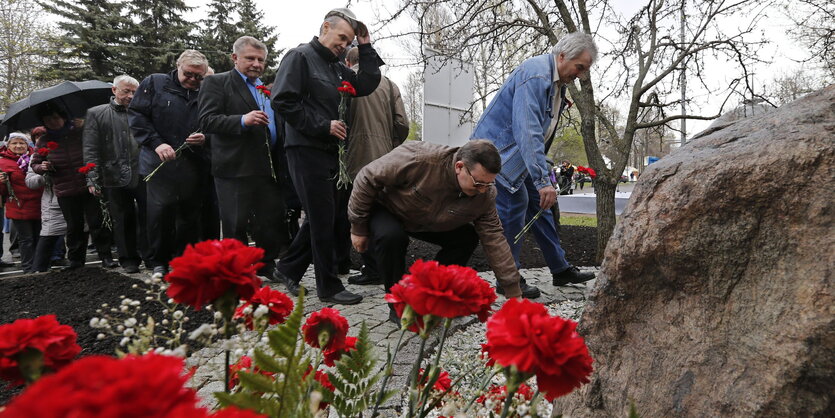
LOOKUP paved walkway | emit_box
[186,265,599,414]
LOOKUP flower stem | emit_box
[407,335,428,417]
[513,208,544,244]
[370,328,407,418]
[417,318,453,417]
[462,368,501,413]
[143,142,190,182]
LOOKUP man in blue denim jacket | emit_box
[471,32,597,295]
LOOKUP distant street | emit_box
[559,182,636,215]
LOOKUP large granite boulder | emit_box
[555,85,834,417]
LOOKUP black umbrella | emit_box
[0,114,6,140]
[2,80,113,131]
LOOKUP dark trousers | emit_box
[145,159,202,267]
[214,175,286,273]
[335,186,352,270]
[104,183,149,266]
[367,206,479,292]
[277,147,345,298]
[57,193,112,264]
[33,235,62,272]
[11,219,40,272]
[200,176,221,240]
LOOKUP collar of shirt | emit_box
[234,68,261,87]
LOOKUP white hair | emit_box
[113,74,138,87]
[8,132,30,143]
[232,36,268,55]
[551,32,598,64]
[176,49,209,69]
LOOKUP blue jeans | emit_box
[495,176,569,274]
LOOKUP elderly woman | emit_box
[29,101,116,270]
[0,132,42,273]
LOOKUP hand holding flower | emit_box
[330,120,347,140]
[185,132,206,146]
[243,110,269,127]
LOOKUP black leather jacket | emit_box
[82,98,139,188]
[272,37,382,152]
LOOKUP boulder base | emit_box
[555,85,834,417]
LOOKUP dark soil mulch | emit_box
[0,225,597,405]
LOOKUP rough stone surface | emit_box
[554,86,835,417]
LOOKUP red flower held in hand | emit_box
[234,286,294,330]
[337,80,356,96]
[577,165,597,179]
[385,260,497,323]
[0,353,209,417]
[0,315,80,386]
[46,141,59,151]
[302,307,349,351]
[483,298,593,401]
[255,85,271,98]
[77,162,96,174]
[323,336,357,367]
[36,148,49,157]
[165,239,264,310]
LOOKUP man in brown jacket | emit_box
[349,140,542,322]
[337,46,410,285]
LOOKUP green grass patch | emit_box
[560,214,598,227]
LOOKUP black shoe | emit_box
[122,263,140,274]
[319,290,363,305]
[61,262,84,272]
[0,260,14,268]
[552,266,595,286]
[273,270,300,297]
[101,258,119,269]
[348,273,383,285]
[496,278,541,299]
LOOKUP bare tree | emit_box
[402,70,423,140]
[784,0,835,79]
[0,0,54,113]
[382,0,768,259]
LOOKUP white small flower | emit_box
[182,316,189,322]
[242,305,253,316]
[188,324,213,340]
[234,348,244,356]
[96,333,106,340]
[120,306,129,312]
[89,317,100,328]
[162,309,169,314]
[124,318,137,327]
[130,300,140,306]
[161,319,169,325]
[119,337,130,347]
[124,328,135,337]
[145,296,153,301]
[101,303,109,308]
[167,298,174,304]
[154,347,165,354]
[213,311,222,320]
[131,284,138,288]
[121,298,131,306]
[253,305,269,318]
[99,318,108,327]
[117,325,125,332]
[172,310,183,320]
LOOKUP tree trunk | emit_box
[594,178,617,263]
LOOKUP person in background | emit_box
[83,75,147,274]
[27,128,68,272]
[30,101,115,271]
[0,132,42,273]
[129,50,208,278]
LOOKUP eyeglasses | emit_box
[181,71,204,81]
[464,166,496,189]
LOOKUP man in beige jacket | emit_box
[349,140,539,322]
[336,46,410,284]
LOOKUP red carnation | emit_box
[302,307,349,351]
[577,165,597,179]
[483,299,593,401]
[46,141,59,150]
[255,85,271,97]
[417,367,452,392]
[228,355,274,390]
[337,81,357,96]
[77,162,96,175]
[165,239,264,310]
[36,148,49,157]
[384,260,497,323]
[234,286,294,330]
[303,365,335,411]
[323,336,357,367]
[0,315,81,386]
[0,353,208,417]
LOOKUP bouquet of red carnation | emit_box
[36,141,59,195]
[0,314,81,386]
[576,165,597,179]
[78,163,112,230]
[254,85,276,182]
[334,80,356,190]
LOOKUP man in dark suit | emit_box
[198,36,288,279]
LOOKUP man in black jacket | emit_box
[198,36,288,278]
[271,8,382,305]
[129,50,208,277]
[83,74,146,273]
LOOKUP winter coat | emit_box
[345,74,409,179]
[83,98,140,188]
[0,147,41,220]
[129,70,203,177]
[272,38,382,153]
[30,120,88,198]
[25,166,66,236]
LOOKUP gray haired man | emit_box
[83,75,146,273]
[471,32,598,295]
